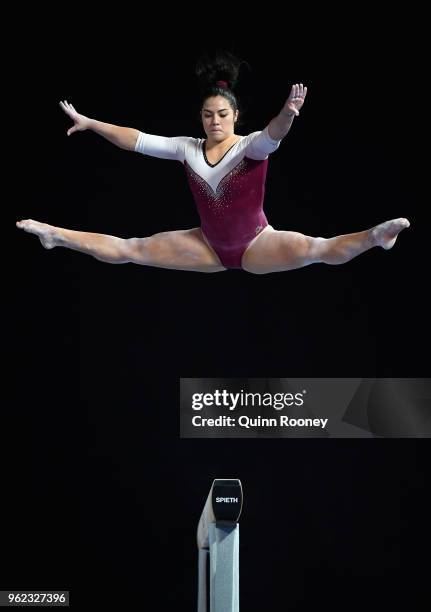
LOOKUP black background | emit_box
[10,8,429,611]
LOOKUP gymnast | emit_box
[16,50,410,274]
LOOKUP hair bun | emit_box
[195,49,248,93]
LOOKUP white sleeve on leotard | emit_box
[134,132,194,163]
[243,125,282,160]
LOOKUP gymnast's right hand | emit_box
[59,100,91,136]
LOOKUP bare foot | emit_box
[371,218,410,250]
[16,219,58,249]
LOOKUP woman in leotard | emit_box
[16,50,409,274]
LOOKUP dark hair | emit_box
[195,49,251,127]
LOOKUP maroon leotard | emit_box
[134,126,281,268]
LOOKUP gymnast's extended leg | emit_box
[16,219,226,273]
[241,218,410,274]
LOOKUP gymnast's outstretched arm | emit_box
[267,83,307,141]
[59,100,139,151]
[60,100,192,161]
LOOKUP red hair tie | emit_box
[216,80,228,89]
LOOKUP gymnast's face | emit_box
[201,96,239,143]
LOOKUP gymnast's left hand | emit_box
[282,83,307,117]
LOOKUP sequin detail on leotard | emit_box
[185,159,248,216]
